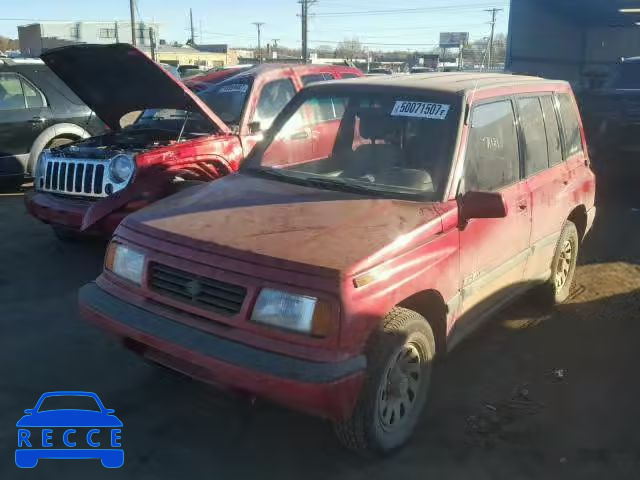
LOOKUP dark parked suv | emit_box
[0,58,104,189]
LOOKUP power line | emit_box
[312,3,509,17]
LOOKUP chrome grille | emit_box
[38,157,108,198]
[149,263,247,316]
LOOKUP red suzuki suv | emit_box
[24,43,361,239]
[79,73,596,453]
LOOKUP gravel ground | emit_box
[0,183,638,479]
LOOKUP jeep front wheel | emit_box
[333,307,435,454]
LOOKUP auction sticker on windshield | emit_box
[219,84,249,94]
[391,101,450,119]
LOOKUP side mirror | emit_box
[459,190,508,222]
[247,121,262,134]
[104,409,115,414]
[24,409,34,414]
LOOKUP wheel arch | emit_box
[567,205,588,242]
[396,289,448,355]
[27,123,91,175]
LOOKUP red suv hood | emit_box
[122,174,445,277]
[41,43,230,133]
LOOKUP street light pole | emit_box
[252,22,265,63]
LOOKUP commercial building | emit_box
[18,21,159,57]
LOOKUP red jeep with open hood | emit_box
[24,44,361,239]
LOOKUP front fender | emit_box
[27,123,91,175]
[80,158,231,231]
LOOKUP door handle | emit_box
[518,203,527,211]
[29,117,46,124]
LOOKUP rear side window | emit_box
[540,96,563,167]
[301,73,335,85]
[557,93,583,158]
[517,97,549,176]
[254,78,297,130]
[21,77,45,108]
[0,73,26,110]
[465,100,520,192]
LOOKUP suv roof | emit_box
[312,72,566,95]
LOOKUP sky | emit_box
[0,0,510,51]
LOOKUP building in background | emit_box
[18,21,159,56]
[138,44,242,69]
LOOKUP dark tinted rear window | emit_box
[540,96,563,167]
[557,93,583,159]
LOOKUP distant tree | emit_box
[335,38,363,60]
[315,44,334,57]
[0,37,19,52]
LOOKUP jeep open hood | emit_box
[41,44,230,133]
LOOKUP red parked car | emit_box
[79,73,596,453]
[24,43,361,239]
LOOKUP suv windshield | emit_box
[244,91,460,200]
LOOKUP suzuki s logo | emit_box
[15,391,123,468]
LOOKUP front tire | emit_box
[333,307,435,455]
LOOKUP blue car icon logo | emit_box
[16,391,123,468]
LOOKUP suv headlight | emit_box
[250,288,332,337]
[109,154,135,184]
[105,242,145,285]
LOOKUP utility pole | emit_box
[149,27,156,61]
[252,22,265,63]
[115,20,119,43]
[272,38,280,59]
[485,7,503,69]
[129,0,137,46]
[299,0,316,64]
[189,8,195,45]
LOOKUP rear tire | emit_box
[538,221,580,305]
[333,307,435,455]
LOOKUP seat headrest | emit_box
[358,112,397,140]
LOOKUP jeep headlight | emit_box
[35,151,48,181]
[105,242,145,285]
[250,289,332,337]
[109,154,135,184]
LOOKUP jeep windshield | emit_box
[243,90,461,200]
[134,76,253,133]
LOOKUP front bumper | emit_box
[79,283,366,420]
[24,191,127,236]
